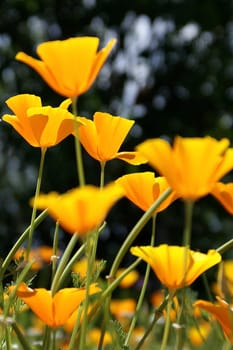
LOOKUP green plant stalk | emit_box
[72,96,85,186]
[134,293,170,350]
[182,199,194,247]
[1,209,48,275]
[55,243,86,290]
[217,238,233,254]
[124,214,157,346]
[79,230,99,350]
[100,161,106,188]
[51,233,79,295]
[68,304,83,350]
[160,290,175,350]
[26,147,47,260]
[110,188,172,279]
[12,322,32,350]
[51,221,60,282]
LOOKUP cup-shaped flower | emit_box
[211,182,233,215]
[116,172,178,214]
[136,136,233,200]
[17,282,100,328]
[77,112,147,165]
[2,94,83,148]
[16,37,116,98]
[31,183,124,235]
[130,244,221,290]
[194,298,233,344]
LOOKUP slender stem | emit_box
[182,199,194,247]
[110,189,171,278]
[124,214,157,346]
[56,243,86,290]
[68,305,83,350]
[72,97,85,186]
[1,209,48,275]
[217,238,233,254]
[12,322,32,350]
[26,147,47,259]
[160,291,175,350]
[79,231,98,350]
[51,234,79,295]
[100,162,106,188]
[51,221,60,282]
[134,293,170,350]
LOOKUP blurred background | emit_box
[0,0,233,277]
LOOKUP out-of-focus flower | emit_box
[16,37,116,98]
[150,289,179,322]
[2,94,82,148]
[116,172,177,215]
[88,328,112,347]
[116,268,139,288]
[17,282,100,328]
[195,298,233,344]
[110,298,136,320]
[136,136,233,200]
[211,182,233,215]
[131,245,221,290]
[14,246,60,270]
[77,112,147,165]
[32,183,124,235]
[188,320,211,346]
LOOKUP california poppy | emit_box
[136,136,233,200]
[211,182,233,215]
[195,298,233,344]
[31,183,124,235]
[130,244,221,290]
[77,112,147,165]
[2,94,82,148]
[17,282,100,328]
[16,37,116,98]
[116,172,177,214]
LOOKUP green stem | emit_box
[68,304,83,350]
[217,238,233,254]
[110,188,171,278]
[124,214,157,346]
[100,162,106,188]
[182,199,194,247]
[51,221,60,282]
[160,290,175,350]
[79,231,98,350]
[72,97,85,186]
[51,233,79,295]
[12,322,32,350]
[26,147,47,259]
[134,293,170,350]
[1,209,48,275]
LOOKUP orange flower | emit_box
[16,37,116,98]
[214,260,233,300]
[116,268,139,288]
[136,136,233,200]
[188,320,211,346]
[32,183,124,235]
[116,172,177,214]
[110,298,136,320]
[211,182,233,215]
[77,112,147,165]
[17,282,100,328]
[131,244,221,290]
[14,246,60,270]
[195,298,233,344]
[2,94,82,148]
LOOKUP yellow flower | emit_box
[32,183,124,235]
[2,94,82,148]
[188,321,211,346]
[16,37,116,98]
[195,298,233,344]
[131,244,221,290]
[136,136,233,200]
[211,182,233,215]
[88,328,112,347]
[110,298,136,320]
[77,112,147,165]
[17,282,101,328]
[214,260,233,300]
[116,172,177,214]
[14,246,61,270]
[116,268,139,288]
